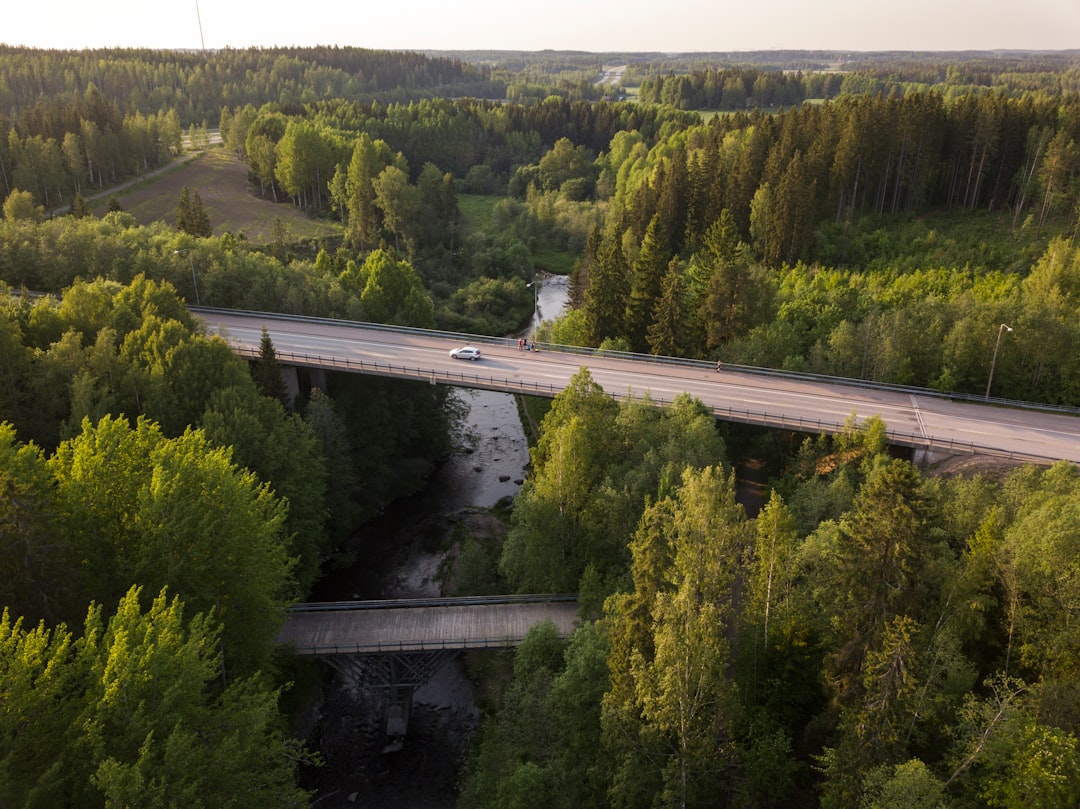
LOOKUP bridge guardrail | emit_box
[230,344,1061,466]
[287,594,579,612]
[287,635,573,655]
[197,305,1080,417]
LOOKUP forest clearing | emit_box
[92,147,341,243]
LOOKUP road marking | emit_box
[910,395,928,440]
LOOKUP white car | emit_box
[449,346,482,361]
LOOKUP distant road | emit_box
[199,308,1080,465]
[596,64,627,86]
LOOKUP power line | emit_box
[194,0,206,51]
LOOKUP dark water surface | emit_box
[296,275,767,806]
[299,281,569,807]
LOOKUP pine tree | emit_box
[343,133,385,251]
[582,233,628,346]
[606,466,747,807]
[646,258,685,357]
[190,189,212,237]
[69,191,90,219]
[568,225,601,309]
[177,186,212,237]
[625,214,671,352]
[176,185,192,233]
[254,328,289,407]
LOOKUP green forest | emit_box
[2,45,1080,806]
[454,375,1080,809]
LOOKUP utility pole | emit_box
[985,323,1013,399]
[195,1,206,51]
[175,249,201,306]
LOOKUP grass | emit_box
[515,394,551,447]
[93,148,341,245]
[457,193,504,233]
[458,192,577,275]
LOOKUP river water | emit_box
[298,274,771,806]
[299,277,569,807]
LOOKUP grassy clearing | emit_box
[530,244,577,275]
[93,148,341,245]
[515,394,551,447]
[457,193,503,233]
[98,154,580,275]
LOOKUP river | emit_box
[296,274,769,806]
[298,277,569,807]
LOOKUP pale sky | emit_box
[4,0,1079,54]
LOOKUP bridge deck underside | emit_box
[278,602,580,655]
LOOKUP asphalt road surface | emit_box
[199,309,1080,465]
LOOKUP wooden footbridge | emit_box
[277,594,580,656]
[278,595,580,745]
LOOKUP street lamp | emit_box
[985,323,1013,399]
[174,249,200,305]
[526,277,540,321]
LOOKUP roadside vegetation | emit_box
[457,388,1080,808]
[2,44,1080,807]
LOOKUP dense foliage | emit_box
[0,45,499,209]
[0,45,499,132]
[458,380,1080,808]
[557,90,1080,404]
[635,59,1080,110]
[3,44,1080,805]
[623,51,1080,100]
[0,587,310,807]
[0,265,453,801]
[637,67,845,110]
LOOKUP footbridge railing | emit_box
[277,594,580,657]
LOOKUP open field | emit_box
[92,149,341,244]
[457,193,502,231]
[458,193,576,275]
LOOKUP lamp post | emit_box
[174,249,200,305]
[985,323,1013,399]
[526,277,540,322]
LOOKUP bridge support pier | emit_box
[322,650,460,747]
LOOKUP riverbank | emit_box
[298,385,532,806]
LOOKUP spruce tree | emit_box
[254,327,289,407]
[190,189,212,237]
[176,185,192,233]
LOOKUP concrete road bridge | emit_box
[199,307,1080,467]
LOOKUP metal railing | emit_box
[200,305,1080,417]
[287,633,574,656]
[230,344,1059,465]
[287,594,579,612]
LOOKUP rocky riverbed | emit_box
[298,278,571,805]
[297,388,530,807]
